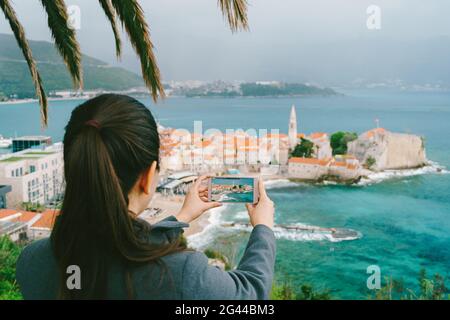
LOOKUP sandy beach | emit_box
[139,193,211,237]
[140,175,283,239]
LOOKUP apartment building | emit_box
[0,143,64,207]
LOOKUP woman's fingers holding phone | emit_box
[177,175,221,223]
[258,178,269,201]
[246,178,274,229]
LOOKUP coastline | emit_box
[142,162,449,247]
[0,96,89,106]
[140,193,210,237]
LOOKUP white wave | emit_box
[214,223,362,243]
[357,161,449,186]
[187,204,229,249]
[272,227,362,242]
[234,210,249,220]
[264,179,300,189]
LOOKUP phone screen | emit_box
[209,177,256,203]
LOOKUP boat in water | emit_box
[0,135,12,149]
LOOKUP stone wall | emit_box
[348,130,427,171]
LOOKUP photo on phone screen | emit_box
[209,177,257,203]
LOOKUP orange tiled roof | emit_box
[366,128,386,138]
[0,209,18,219]
[289,157,330,166]
[31,209,60,229]
[330,162,347,167]
[265,133,288,139]
[171,129,190,137]
[309,132,327,140]
[14,211,39,223]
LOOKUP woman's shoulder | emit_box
[18,238,54,267]
[16,238,58,299]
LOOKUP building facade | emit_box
[0,144,64,207]
[12,136,52,153]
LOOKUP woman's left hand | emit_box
[176,175,222,224]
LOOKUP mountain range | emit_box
[0,33,144,99]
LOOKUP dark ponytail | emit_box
[51,94,186,299]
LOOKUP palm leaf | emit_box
[0,0,48,126]
[218,0,249,32]
[98,0,122,58]
[40,0,83,89]
[111,0,164,101]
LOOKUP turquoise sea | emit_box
[0,90,449,299]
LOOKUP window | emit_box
[15,168,19,176]
[19,168,23,176]
[11,170,14,177]
[30,165,36,173]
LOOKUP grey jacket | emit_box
[16,216,276,300]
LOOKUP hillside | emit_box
[240,82,337,97]
[0,34,144,98]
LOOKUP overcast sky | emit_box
[1,0,450,85]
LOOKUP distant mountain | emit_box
[0,34,144,98]
[240,82,337,97]
[170,81,338,98]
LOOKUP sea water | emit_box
[0,90,449,299]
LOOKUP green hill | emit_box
[0,33,144,98]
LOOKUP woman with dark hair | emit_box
[16,94,276,300]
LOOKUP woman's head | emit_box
[63,94,160,214]
[52,94,185,299]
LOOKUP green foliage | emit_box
[271,279,330,300]
[330,131,358,155]
[0,34,143,98]
[365,156,376,169]
[204,248,232,270]
[240,82,337,97]
[0,236,23,300]
[372,269,449,300]
[21,202,45,212]
[291,138,314,158]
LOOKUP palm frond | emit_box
[40,0,83,89]
[0,0,48,126]
[98,0,122,58]
[218,0,249,32]
[111,0,164,101]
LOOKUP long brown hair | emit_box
[51,94,186,299]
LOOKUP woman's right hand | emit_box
[245,178,274,229]
[176,175,222,224]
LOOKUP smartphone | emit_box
[208,177,259,204]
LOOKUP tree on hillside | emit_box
[0,0,249,126]
[0,236,23,300]
[291,138,314,158]
[330,131,358,155]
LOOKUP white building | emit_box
[0,144,64,207]
[0,209,58,240]
[288,157,331,180]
